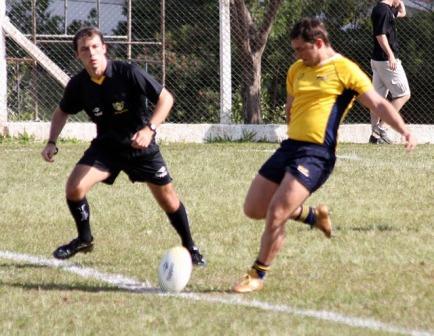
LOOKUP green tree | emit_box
[113,1,220,123]
[231,0,283,124]
[6,0,65,120]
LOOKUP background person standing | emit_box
[369,0,411,144]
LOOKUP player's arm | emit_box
[394,0,406,17]
[147,87,174,127]
[376,34,397,70]
[41,107,69,162]
[131,88,174,149]
[285,95,294,123]
[357,89,416,151]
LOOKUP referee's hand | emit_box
[41,143,58,162]
[131,127,153,149]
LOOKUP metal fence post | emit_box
[0,0,6,123]
[219,0,232,124]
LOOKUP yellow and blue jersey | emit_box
[286,55,372,148]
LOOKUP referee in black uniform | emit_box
[41,27,205,266]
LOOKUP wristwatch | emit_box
[147,122,157,133]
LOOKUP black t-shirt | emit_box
[371,2,399,61]
[60,60,162,151]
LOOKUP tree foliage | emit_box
[5,0,434,123]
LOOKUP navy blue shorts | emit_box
[77,140,173,186]
[258,139,336,193]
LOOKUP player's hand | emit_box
[131,127,154,149]
[392,0,401,8]
[388,54,397,71]
[403,132,416,152]
[41,143,58,162]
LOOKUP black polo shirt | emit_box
[60,60,162,151]
[371,2,399,61]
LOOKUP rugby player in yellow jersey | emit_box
[232,17,416,293]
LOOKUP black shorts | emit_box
[258,139,336,193]
[77,140,173,186]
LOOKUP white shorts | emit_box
[370,59,410,99]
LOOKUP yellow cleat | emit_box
[232,269,264,293]
[314,204,332,238]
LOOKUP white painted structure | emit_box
[2,122,434,144]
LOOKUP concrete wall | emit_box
[1,122,433,144]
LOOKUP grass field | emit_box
[0,139,433,336]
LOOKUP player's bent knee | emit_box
[267,206,290,225]
[161,198,180,213]
[265,219,285,236]
[154,187,180,213]
[244,203,265,220]
[65,184,87,201]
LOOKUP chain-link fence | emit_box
[4,0,434,124]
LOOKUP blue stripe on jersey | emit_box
[324,89,358,148]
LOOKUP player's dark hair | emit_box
[73,26,105,51]
[290,17,330,46]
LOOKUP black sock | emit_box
[67,198,92,242]
[166,202,195,249]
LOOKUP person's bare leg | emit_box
[257,173,310,265]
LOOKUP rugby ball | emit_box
[158,246,192,293]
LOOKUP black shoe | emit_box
[369,134,388,144]
[371,126,392,144]
[188,246,206,267]
[53,237,94,260]
[369,134,379,144]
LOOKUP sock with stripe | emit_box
[294,205,316,227]
[252,259,270,279]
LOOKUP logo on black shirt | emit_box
[92,107,103,117]
[113,101,128,114]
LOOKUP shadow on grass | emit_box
[0,263,160,294]
[0,263,232,295]
[6,282,141,293]
[347,224,397,232]
[5,281,232,295]
[0,263,47,269]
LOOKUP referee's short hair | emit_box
[290,17,330,46]
[73,26,105,51]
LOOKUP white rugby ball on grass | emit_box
[158,246,192,293]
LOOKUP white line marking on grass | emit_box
[0,250,154,292]
[1,250,432,336]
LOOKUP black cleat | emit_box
[188,246,206,267]
[53,237,94,260]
